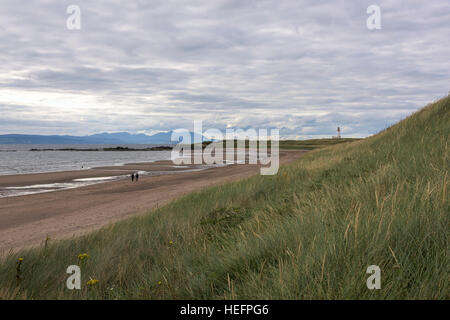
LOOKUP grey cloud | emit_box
[0,0,449,137]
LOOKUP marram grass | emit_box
[0,96,448,299]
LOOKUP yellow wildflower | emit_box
[87,279,99,286]
[78,253,89,260]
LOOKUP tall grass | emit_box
[279,138,361,150]
[0,96,448,299]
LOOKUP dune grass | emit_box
[0,96,448,299]
[279,138,361,150]
[199,138,359,150]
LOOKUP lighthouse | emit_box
[337,127,341,139]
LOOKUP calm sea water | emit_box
[0,144,175,175]
[0,144,238,198]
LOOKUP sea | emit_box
[0,144,189,198]
[0,144,251,198]
[0,144,175,175]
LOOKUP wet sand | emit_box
[0,150,307,253]
[0,160,195,188]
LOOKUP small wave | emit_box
[73,176,123,182]
[4,183,78,190]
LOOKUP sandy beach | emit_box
[0,150,307,253]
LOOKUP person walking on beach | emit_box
[135,172,139,182]
[131,173,135,182]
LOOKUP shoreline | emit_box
[0,150,308,254]
[0,160,202,188]
[0,150,175,177]
[0,160,217,198]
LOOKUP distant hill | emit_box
[0,131,206,144]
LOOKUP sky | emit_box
[0,0,449,139]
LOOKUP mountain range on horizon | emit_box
[0,131,206,145]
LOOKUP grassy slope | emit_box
[279,138,361,150]
[199,138,359,150]
[0,97,448,299]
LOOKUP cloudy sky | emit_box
[0,0,448,138]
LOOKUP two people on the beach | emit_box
[131,172,139,182]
